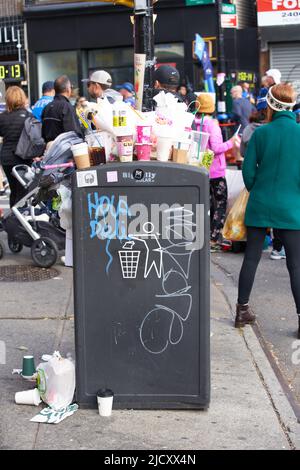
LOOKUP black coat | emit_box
[0,108,31,166]
[42,94,83,143]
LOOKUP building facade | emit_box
[0,0,27,94]
[257,0,300,100]
[23,0,259,102]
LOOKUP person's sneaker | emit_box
[270,248,286,260]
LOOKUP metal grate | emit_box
[0,265,59,282]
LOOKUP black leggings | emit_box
[238,227,300,314]
[2,165,27,208]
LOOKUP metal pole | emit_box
[133,0,155,111]
[215,0,227,116]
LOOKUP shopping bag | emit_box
[222,188,249,241]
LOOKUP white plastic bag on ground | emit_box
[37,351,75,411]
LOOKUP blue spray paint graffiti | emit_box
[87,193,131,274]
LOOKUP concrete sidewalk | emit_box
[0,248,299,450]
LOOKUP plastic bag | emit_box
[37,351,75,411]
[222,188,249,241]
[225,169,245,213]
[58,186,72,231]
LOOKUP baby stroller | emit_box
[0,132,83,268]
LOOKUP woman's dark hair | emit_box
[249,109,267,123]
[54,75,71,94]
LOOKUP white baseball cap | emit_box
[82,70,112,87]
[266,69,281,85]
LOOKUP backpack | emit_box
[15,115,46,160]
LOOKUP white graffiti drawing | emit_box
[118,241,141,279]
[140,208,198,355]
[130,222,163,279]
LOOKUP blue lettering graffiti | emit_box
[87,193,131,274]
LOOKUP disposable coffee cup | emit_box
[136,125,152,144]
[117,135,133,162]
[72,142,90,169]
[136,143,152,161]
[15,388,41,406]
[97,389,114,417]
[156,136,173,162]
[22,355,36,378]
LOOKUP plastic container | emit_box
[86,132,106,166]
[188,131,209,165]
[117,135,134,162]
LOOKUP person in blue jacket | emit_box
[32,81,55,122]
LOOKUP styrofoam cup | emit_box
[156,136,173,162]
[97,389,114,417]
[15,388,41,406]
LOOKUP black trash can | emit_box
[73,162,210,409]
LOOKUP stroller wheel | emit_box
[8,239,23,253]
[31,237,58,268]
[0,241,4,259]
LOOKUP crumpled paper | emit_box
[30,404,78,424]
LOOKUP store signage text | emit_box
[221,3,237,28]
[0,26,18,45]
[257,0,300,26]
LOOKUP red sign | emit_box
[257,0,300,25]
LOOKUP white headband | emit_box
[266,86,296,112]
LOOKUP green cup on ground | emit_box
[22,356,36,378]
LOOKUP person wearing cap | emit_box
[195,93,239,251]
[264,69,281,87]
[153,65,183,103]
[116,82,136,107]
[236,83,300,339]
[42,75,82,143]
[32,81,55,122]
[240,88,268,157]
[82,70,116,104]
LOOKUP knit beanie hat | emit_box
[196,93,215,114]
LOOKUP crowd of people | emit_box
[0,64,299,337]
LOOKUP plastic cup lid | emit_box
[97,388,114,398]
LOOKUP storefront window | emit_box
[87,42,184,88]
[37,50,78,95]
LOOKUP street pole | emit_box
[133,0,155,111]
[215,0,227,119]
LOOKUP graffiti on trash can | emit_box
[140,207,197,355]
[87,193,131,274]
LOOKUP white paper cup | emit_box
[156,136,173,162]
[97,389,114,417]
[72,143,90,169]
[15,388,41,406]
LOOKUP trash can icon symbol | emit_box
[119,241,141,279]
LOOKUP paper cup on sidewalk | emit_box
[97,389,114,417]
[156,136,173,162]
[15,388,41,406]
[22,355,36,378]
[136,143,152,161]
[72,142,90,169]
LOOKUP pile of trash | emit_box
[13,351,78,424]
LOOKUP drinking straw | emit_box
[234,124,241,136]
[197,113,205,161]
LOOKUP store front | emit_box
[24,0,258,103]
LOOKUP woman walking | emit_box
[236,83,300,339]
[195,93,238,250]
[0,86,31,207]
